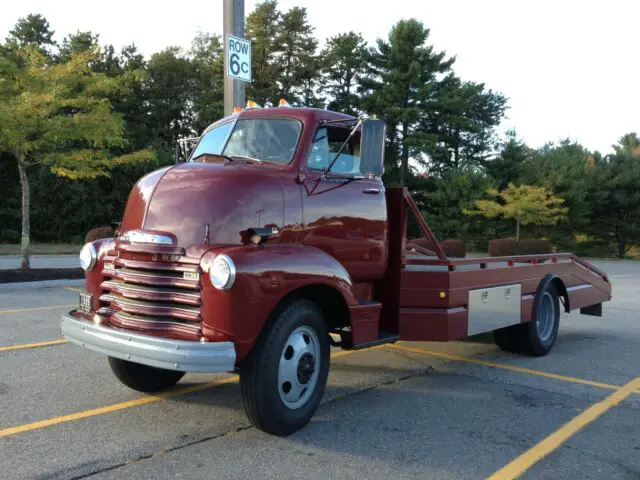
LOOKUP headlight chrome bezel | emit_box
[79,242,98,272]
[209,254,236,290]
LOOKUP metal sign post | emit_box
[223,0,247,116]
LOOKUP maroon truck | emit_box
[60,103,612,436]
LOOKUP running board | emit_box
[351,332,401,350]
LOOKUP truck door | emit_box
[300,125,388,282]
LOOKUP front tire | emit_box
[240,299,330,437]
[108,357,185,393]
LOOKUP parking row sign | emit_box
[226,35,251,83]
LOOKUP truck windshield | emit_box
[190,118,302,164]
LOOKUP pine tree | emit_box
[275,6,318,105]
[1,14,57,60]
[360,19,455,186]
[321,32,368,115]
[245,0,282,106]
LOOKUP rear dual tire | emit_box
[493,283,560,357]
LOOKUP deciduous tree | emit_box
[465,183,568,240]
[0,47,154,269]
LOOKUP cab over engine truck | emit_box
[61,104,612,437]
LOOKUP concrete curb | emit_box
[0,279,84,291]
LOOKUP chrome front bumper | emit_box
[60,312,236,373]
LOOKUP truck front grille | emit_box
[99,247,203,339]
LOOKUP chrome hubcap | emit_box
[536,291,556,344]
[278,325,321,409]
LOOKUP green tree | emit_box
[321,31,368,115]
[275,6,318,104]
[59,30,99,62]
[587,133,640,257]
[0,47,154,269]
[189,32,224,133]
[296,51,324,107]
[417,168,496,245]
[522,139,594,243]
[360,19,455,185]
[486,129,532,189]
[425,75,507,170]
[146,46,196,145]
[465,183,568,240]
[245,0,282,106]
[1,13,57,60]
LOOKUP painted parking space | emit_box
[0,261,638,479]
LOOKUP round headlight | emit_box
[209,254,236,290]
[79,243,97,271]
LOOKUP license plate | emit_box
[79,292,93,314]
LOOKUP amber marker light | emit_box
[439,292,447,299]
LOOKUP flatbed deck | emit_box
[376,188,612,343]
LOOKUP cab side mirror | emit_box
[359,119,386,177]
[175,136,200,164]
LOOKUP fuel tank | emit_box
[119,161,286,248]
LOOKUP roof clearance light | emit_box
[233,106,243,113]
[278,98,291,107]
[246,100,261,109]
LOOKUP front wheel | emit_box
[240,299,330,436]
[108,357,185,393]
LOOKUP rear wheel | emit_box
[522,284,560,356]
[240,299,329,437]
[492,283,560,357]
[108,357,185,393]
[493,323,524,353]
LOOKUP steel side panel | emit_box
[467,284,521,336]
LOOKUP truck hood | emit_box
[120,162,285,248]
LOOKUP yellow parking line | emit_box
[64,287,82,293]
[387,344,621,391]
[0,304,75,316]
[0,346,370,438]
[0,377,239,438]
[488,376,640,479]
[0,339,68,352]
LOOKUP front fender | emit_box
[198,244,357,361]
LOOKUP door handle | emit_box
[362,188,380,194]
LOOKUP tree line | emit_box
[0,1,638,269]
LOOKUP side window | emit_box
[307,126,361,175]
[307,127,330,170]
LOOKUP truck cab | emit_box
[61,103,611,437]
[62,105,390,436]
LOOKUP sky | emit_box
[2,0,638,155]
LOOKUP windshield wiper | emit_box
[228,155,263,163]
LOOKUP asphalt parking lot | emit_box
[1,261,638,480]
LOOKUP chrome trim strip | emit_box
[60,312,236,373]
[118,230,173,245]
[566,284,593,292]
